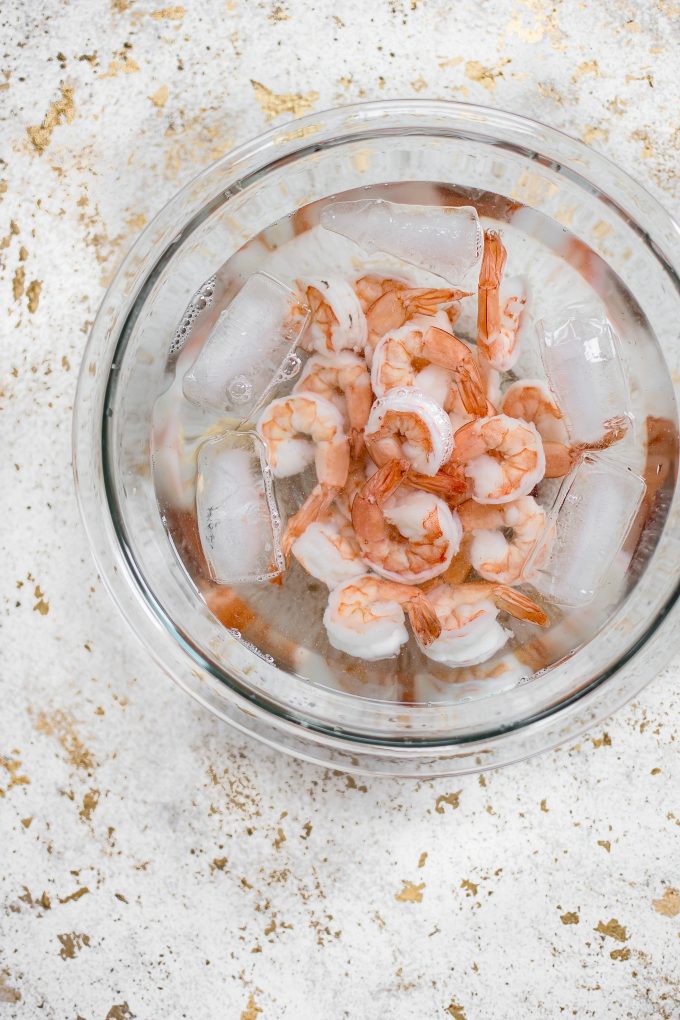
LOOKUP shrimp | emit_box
[351,460,463,583]
[501,380,566,443]
[418,582,548,667]
[281,482,339,564]
[291,507,366,588]
[477,230,527,372]
[458,495,547,584]
[359,275,469,361]
[301,276,367,354]
[323,572,441,660]
[294,351,373,452]
[371,325,487,415]
[256,392,350,486]
[542,421,628,478]
[365,388,453,477]
[450,414,545,504]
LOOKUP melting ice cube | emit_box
[526,453,646,606]
[196,430,285,584]
[320,200,483,286]
[537,309,632,444]
[183,272,309,419]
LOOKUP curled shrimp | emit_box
[291,507,366,588]
[365,388,453,477]
[359,275,469,362]
[458,495,547,585]
[256,392,350,486]
[324,572,441,660]
[418,582,548,667]
[371,325,487,415]
[477,231,527,372]
[542,421,628,478]
[450,414,545,504]
[501,380,566,443]
[351,459,463,583]
[294,351,373,452]
[301,276,367,353]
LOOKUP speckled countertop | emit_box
[2,2,680,1018]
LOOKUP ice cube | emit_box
[196,430,285,583]
[537,308,632,445]
[183,272,309,419]
[320,200,483,286]
[526,453,646,606]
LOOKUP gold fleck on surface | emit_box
[560,911,580,925]
[591,732,611,748]
[610,947,631,961]
[273,826,286,849]
[537,82,562,102]
[150,5,185,18]
[650,767,662,775]
[461,878,478,897]
[34,709,96,771]
[250,79,319,121]
[395,880,425,903]
[0,970,21,1005]
[276,123,321,143]
[210,856,228,873]
[20,816,32,828]
[582,125,609,146]
[27,85,76,154]
[240,993,262,1020]
[652,887,680,917]
[572,59,600,81]
[33,583,49,614]
[411,75,428,92]
[631,129,655,159]
[57,932,91,959]
[445,1002,468,1020]
[435,791,461,814]
[79,788,100,820]
[417,851,428,868]
[12,265,25,300]
[59,887,90,904]
[597,840,611,852]
[27,280,42,314]
[19,245,28,260]
[150,84,169,107]
[464,59,508,92]
[0,755,30,795]
[540,798,548,813]
[100,56,140,77]
[595,918,628,942]
[269,4,289,20]
[105,1004,134,1020]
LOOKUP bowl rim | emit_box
[73,97,680,775]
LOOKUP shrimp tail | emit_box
[408,468,470,503]
[457,368,489,417]
[492,585,549,627]
[352,458,410,542]
[282,483,339,563]
[406,288,471,315]
[477,230,507,346]
[545,420,628,478]
[404,594,442,646]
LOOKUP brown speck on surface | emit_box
[20,816,32,828]
[150,5,185,18]
[1,755,30,794]
[0,969,21,1005]
[652,887,680,917]
[18,245,28,261]
[250,79,319,121]
[12,265,25,301]
[105,1004,135,1020]
[610,947,631,961]
[240,993,262,1020]
[460,878,478,897]
[591,732,611,748]
[445,1002,467,1020]
[149,84,169,107]
[57,932,91,959]
[59,886,90,904]
[269,4,289,20]
[560,911,580,925]
[435,791,462,813]
[273,827,286,849]
[395,880,425,903]
[27,280,42,313]
[597,840,611,852]
[650,767,662,775]
[27,85,75,154]
[595,918,628,942]
[418,852,428,869]
[540,798,548,813]
[1,219,19,249]
[33,584,49,615]
[210,856,228,873]
[79,788,100,821]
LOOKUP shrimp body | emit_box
[301,277,367,353]
[294,351,373,450]
[292,509,366,588]
[371,325,487,415]
[360,276,468,362]
[324,573,441,660]
[365,388,453,477]
[451,414,545,504]
[459,495,547,584]
[501,379,566,443]
[256,392,350,486]
[351,460,463,583]
[477,231,526,372]
[419,582,548,667]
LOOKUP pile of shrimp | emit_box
[255,230,624,666]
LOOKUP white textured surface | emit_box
[2,2,680,1018]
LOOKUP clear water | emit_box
[150,181,677,705]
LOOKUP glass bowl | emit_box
[73,100,680,777]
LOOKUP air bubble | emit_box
[226,374,254,406]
